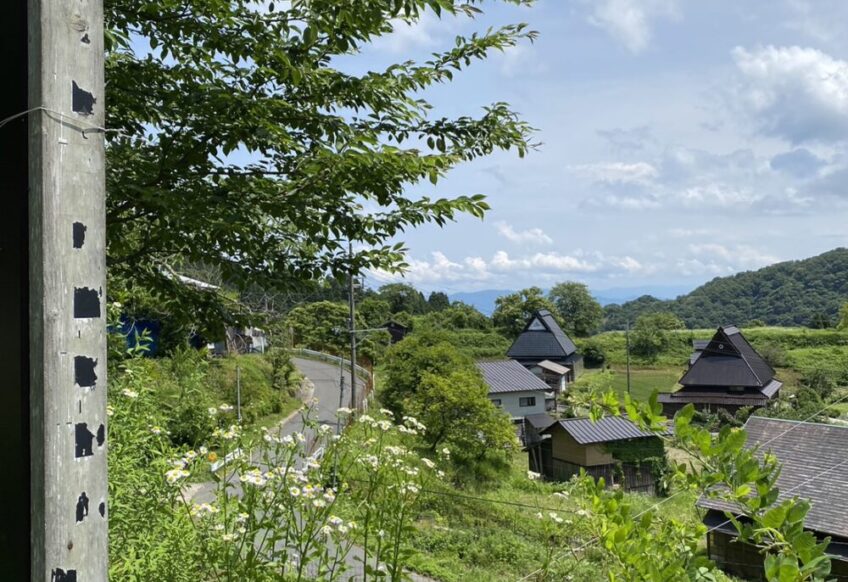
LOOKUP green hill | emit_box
[603,248,848,330]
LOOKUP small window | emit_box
[491,399,502,407]
[519,397,536,407]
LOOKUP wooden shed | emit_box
[698,416,848,580]
[531,416,666,494]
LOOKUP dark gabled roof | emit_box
[506,309,578,360]
[476,360,550,394]
[524,412,556,431]
[693,340,710,351]
[541,416,660,445]
[698,416,848,539]
[679,325,775,389]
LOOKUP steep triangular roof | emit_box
[679,325,775,388]
[506,309,578,359]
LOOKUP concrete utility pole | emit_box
[29,0,109,579]
[348,242,358,410]
[625,320,632,396]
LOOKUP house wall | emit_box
[709,529,848,580]
[489,390,546,419]
[549,427,614,467]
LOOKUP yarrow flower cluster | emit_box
[527,470,541,481]
[218,403,235,413]
[240,469,268,488]
[191,503,219,516]
[121,388,139,399]
[165,468,190,484]
[213,425,240,441]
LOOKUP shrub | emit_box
[581,340,607,368]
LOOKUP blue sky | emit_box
[358,0,848,293]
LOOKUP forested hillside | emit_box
[603,248,848,329]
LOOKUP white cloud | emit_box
[569,161,659,184]
[687,243,780,268]
[371,11,453,54]
[677,184,763,208]
[585,0,679,54]
[369,249,655,289]
[732,45,848,143]
[495,221,553,245]
[496,44,548,78]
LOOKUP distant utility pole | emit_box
[348,242,358,410]
[28,0,109,579]
[625,320,632,396]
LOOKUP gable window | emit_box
[519,396,536,407]
[491,399,502,407]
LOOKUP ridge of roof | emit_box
[679,325,774,388]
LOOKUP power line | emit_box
[516,393,848,581]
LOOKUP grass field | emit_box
[608,366,683,401]
[579,366,683,402]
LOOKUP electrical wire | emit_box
[516,392,848,581]
[0,106,122,136]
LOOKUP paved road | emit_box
[290,357,367,453]
[192,357,433,581]
[293,359,434,582]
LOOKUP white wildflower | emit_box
[219,404,235,413]
[240,469,268,488]
[549,512,563,524]
[121,388,139,399]
[150,426,163,436]
[165,468,190,484]
[527,471,541,481]
[289,486,301,497]
[207,407,218,416]
[422,458,436,469]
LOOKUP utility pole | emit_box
[29,0,109,578]
[348,242,358,410]
[625,320,632,396]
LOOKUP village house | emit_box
[528,416,667,494]
[382,320,410,344]
[698,416,848,580]
[659,325,782,417]
[476,359,552,421]
[507,309,583,383]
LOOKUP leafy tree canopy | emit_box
[840,303,848,330]
[416,302,491,331]
[492,286,558,338]
[603,248,848,330]
[105,0,536,338]
[377,283,430,315]
[285,300,388,361]
[427,291,451,312]
[548,281,603,337]
[379,330,473,413]
[630,312,685,360]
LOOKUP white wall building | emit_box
[476,360,550,420]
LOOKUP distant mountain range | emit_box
[450,284,694,315]
[602,248,848,330]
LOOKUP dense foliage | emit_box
[104,0,536,338]
[492,286,558,338]
[379,330,517,481]
[603,248,848,330]
[548,281,604,337]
